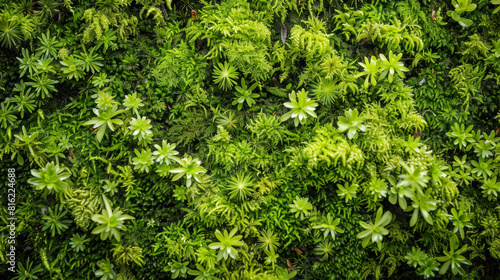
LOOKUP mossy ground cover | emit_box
[1,0,500,279]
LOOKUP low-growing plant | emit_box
[69,233,89,252]
[280,89,318,127]
[170,156,207,187]
[91,194,135,242]
[208,228,245,261]
[289,196,313,220]
[27,162,70,194]
[232,78,260,110]
[42,205,72,237]
[357,207,392,250]
[83,105,125,143]
[337,108,366,140]
[313,213,344,240]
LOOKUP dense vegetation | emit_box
[1,0,500,279]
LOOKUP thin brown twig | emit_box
[45,17,56,32]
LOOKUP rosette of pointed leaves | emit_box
[388,175,414,210]
[131,149,155,173]
[42,205,72,237]
[75,46,103,73]
[313,213,344,240]
[60,56,85,81]
[213,61,239,90]
[275,267,297,280]
[419,258,440,279]
[378,51,409,83]
[356,56,380,88]
[94,88,117,110]
[170,156,207,187]
[208,228,245,261]
[280,89,318,127]
[473,140,495,158]
[0,14,22,49]
[91,194,135,242]
[123,92,144,117]
[128,116,152,142]
[257,229,280,252]
[28,162,70,194]
[397,162,430,196]
[187,264,220,280]
[264,248,279,269]
[336,182,358,203]
[83,105,124,143]
[11,257,43,280]
[69,233,89,252]
[153,140,179,165]
[25,74,58,100]
[405,248,440,278]
[0,102,17,129]
[11,89,36,118]
[446,123,475,148]
[226,173,256,202]
[481,176,500,201]
[405,247,428,268]
[357,207,392,250]
[232,78,260,110]
[407,188,438,227]
[35,58,56,75]
[16,48,39,77]
[337,108,366,139]
[365,177,389,202]
[36,30,62,59]
[314,239,335,261]
[436,235,471,275]
[164,260,189,279]
[289,196,313,220]
[155,164,171,178]
[471,158,494,179]
[93,73,110,88]
[449,201,473,239]
[95,258,117,280]
[102,180,119,196]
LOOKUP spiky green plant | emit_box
[257,229,280,252]
[170,156,207,187]
[83,105,124,143]
[357,207,392,250]
[0,14,22,49]
[128,116,153,142]
[337,108,366,140]
[226,173,256,202]
[232,78,260,110]
[356,56,380,88]
[27,162,70,194]
[313,213,344,240]
[131,148,155,173]
[208,228,245,261]
[123,92,144,117]
[378,51,409,83]
[153,140,179,165]
[11,257,43,280]
[69,233,89,252]
[42,205,72,237]
[280,89,318,127]
[95,258,117,280]
[289,196,313,220]
[91,194,135,242]
[213,61,239,90]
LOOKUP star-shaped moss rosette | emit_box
[280,89,318,127]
